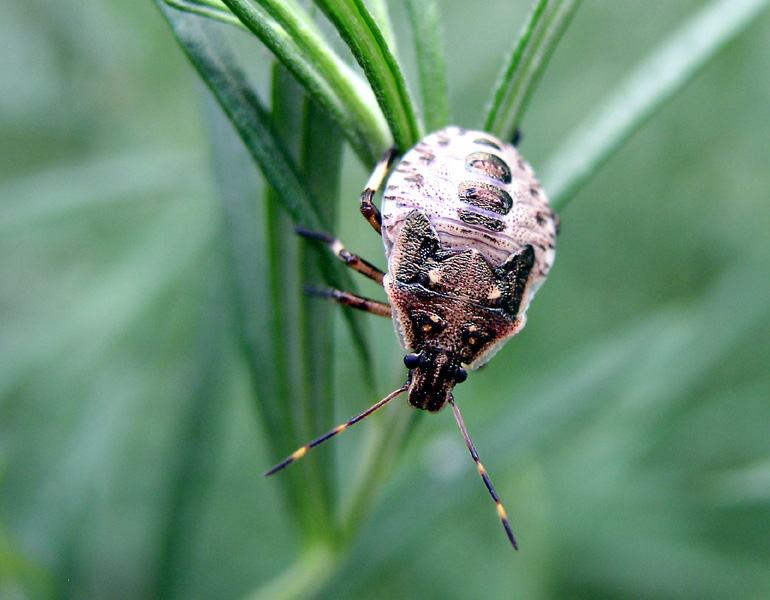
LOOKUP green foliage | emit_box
[483,0,582,142]
[1,0,770,599]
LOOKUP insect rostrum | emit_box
[266,126,558,550]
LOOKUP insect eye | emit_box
[455,367,468,383]
[403,353,421,369]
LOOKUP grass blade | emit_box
[162,0,247,30]
[157,2,377,532]
[313,0,422,151]
[205,92,309,528]
[223,0,390,165]
[404,0,450,132]
[264,67,339,539]
[156,2,326,229]
[483,0,581,141]
[542,0,770,209]
[153,264,234,599]
[366,0,398,52]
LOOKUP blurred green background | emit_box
[2,1,770,599]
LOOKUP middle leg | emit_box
[297,227,385,285]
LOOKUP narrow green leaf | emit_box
[366,0,398,52]
[162,0,247,30]
[404,0,450,132]
[542,0,770,209]
[240,542,336,600]
[155,2,325,230]
[153,262,235,599]
[203,91,309,526]
[296,100,346,516]
[221,0,389,165]
[483,0,581,141]
[313,0,422,151]
[156,5,376,532]
[297,87,376,389]
[264,67,338,541]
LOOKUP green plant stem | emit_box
[313,0,422,150]
[484,0,581,140]
[221,0,388,164]
[367,0,398,52]
[163,0,247,29]
[404,0,449,132]
[340,403,420,542]
[240,543,338,600]
[542,0,770,209]
[248,0,391,161]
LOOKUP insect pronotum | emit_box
[266,127,559,550]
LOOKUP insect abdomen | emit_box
[381,126,557,288]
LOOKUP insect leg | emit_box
[305,287,391,317]
[265,384,408,476]
[449,398,518,550]
[297,227,385,285]
[360,147,399,235]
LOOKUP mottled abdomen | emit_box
[381,127,557,296]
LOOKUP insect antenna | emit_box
[449,398,518,550]
[265,385,409,476]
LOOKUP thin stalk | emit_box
[313,0,422,150]
[404,0,450,132]
[296,81,347,522]
[240,542,338,600]
[340,402,420,543]
[483,0,581,141]
[160,3,373,539]
[221,0,388,164]
[542,0,770,209]
[367,0,398,52]
[162,0,247,30]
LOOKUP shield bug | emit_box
[266,126,558,549]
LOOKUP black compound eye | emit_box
[455,367,468,384]
[404,353,421,369]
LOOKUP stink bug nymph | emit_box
[266,127,558,549]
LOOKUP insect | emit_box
[265,126,558,549]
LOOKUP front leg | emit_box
[360,148,399,235]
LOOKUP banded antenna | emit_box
[264,385,408,476]
[264,386,518,550]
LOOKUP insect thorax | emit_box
[384,209,532,375]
